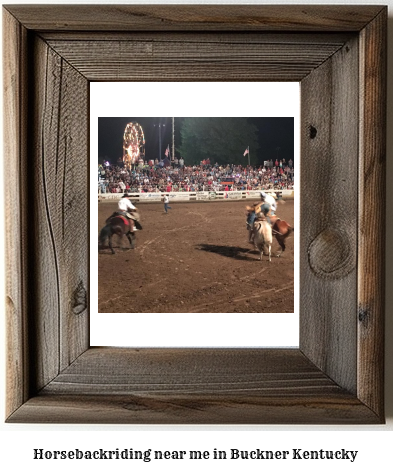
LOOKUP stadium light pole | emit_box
[244,146,250,166]
[172,117,175,162]
[154,121,165,160]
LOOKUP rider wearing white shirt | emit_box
[261,191,277,224]
[260,191,277,223]
[118,195,136,213]
[117,193,138,231]
[261,191,276,212]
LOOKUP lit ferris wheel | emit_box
[123,122,145,169]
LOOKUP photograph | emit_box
[97,116,295,314]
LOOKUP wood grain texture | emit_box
[3,9,30,418]
[9,392,379,425]
[7,348,380,424]
[46,37,348,82]
[357,9,386,417]
[40,31,353,44]
[3,5,384,32]
[300,36,359,394]
[44,348,340,395]
[3,5,386,424]
[29,36,89,391]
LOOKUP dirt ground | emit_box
[98,198,294,313]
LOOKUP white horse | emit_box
[253,219,273,262]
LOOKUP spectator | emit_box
[97,161,294,194]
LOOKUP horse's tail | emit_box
[99,224,111,247]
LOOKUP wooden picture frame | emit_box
[3,5,386,424]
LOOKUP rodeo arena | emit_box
[98,120,294,313]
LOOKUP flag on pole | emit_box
[243,147,249,156]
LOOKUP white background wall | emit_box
[1,0,392,472]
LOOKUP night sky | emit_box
[98,117,294,166]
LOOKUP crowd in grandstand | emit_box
[98,158,294,194]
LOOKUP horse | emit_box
[271,216,294,257]
[98,215,136,254]
[246,202,263,243]
[253,218,273,262]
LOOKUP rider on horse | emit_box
[246,191,278,243]
[259,191,277,224]
[118,193,141,232]
[106,193,141,232]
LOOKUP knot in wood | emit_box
[309,125,317,139]
[358,307,370,325]
[73,281,87,315]
[308,228,354,279]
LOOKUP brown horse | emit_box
[271,216,294,257]
[98,215,136,254]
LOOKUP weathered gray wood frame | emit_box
[3,5,386,424]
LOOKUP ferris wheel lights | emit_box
[123,122,145,168]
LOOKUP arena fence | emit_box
[98,189,294,203]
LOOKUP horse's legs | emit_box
[108,234,115,254]
[260,244,271,261]
[275,237,285,257]
[250,228,259,250]
[258,244,264,261]
[131,233,136,249]
[126,232,135,249]
[126,232,132,248]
